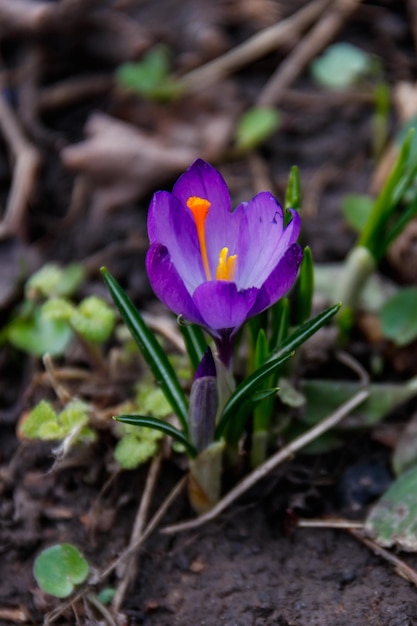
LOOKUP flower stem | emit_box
[337,246,376,311]
[188,440,225,514]
[215,335,234,369]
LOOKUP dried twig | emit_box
[42,355,74,406]
[0,88,41,239]
[258,0,365,106]
[180,0,332,93]
[335,350,369,386]
[112,453,163,612]
[0,607,29,624]
[162,388,369,535]
[280,87,373,109]
[298,518,365,529]
[37,76,113,113]
[349,528,417,587]
[99,476,187,581]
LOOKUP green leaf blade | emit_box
[270,303,341,361]
[115,414,196,457]
[101,268,189,433]
[179,323,208,371]
[215,351,294,440]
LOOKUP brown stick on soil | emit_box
[180,0,332,93]
[37,76,113,113]
[162,388,369,535]
[257,0,364,106]
[112,453,163,612]
[0,88,41,240]
[349,529,417,588]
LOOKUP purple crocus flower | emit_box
[146,159,303,366]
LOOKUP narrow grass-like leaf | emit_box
[359,130,417,260]
[216,351,293,439]
[101,268,188,433]
[216,304,340,440]
[253,329,274,434]
[269,297,289,352]
[382,195,417,251]
[223,388,278,448]
[294,246,314,325]
[179,323,208,371]
[270,303,341,361]
[285,165,301,211]
[115,414,197,457]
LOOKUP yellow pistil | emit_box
[187,196,212,280]
[216,247,237,281]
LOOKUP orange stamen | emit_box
[216,247,237,282]
[187,196,212,280]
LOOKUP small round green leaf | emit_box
[380,288,417,346]
[34,544,88,598]
[97,587,116,605]
[342,194,374,233]
[70,296,116,343]
[42,298,76,321]
[59,400,90,430]
[25,263,85,299]
[20,400,59,440]
[114,431,161,469]
[311,43,372,90]
[235,107,280,151]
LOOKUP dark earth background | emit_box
[1,0,417,624]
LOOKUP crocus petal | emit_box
[173,159,238,272]
[249,243,304,317]
[235,194,301,289]
[146,243,205,326]
[147,191,205,292]
[173,159,231,214]
[194,347,216,379]
[193,280,258,334]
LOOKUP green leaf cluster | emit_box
[42,295,116,344]
[26,263,85,300]
[20,399,96,444]
[114,426,163,469]
[1,263,114,357]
